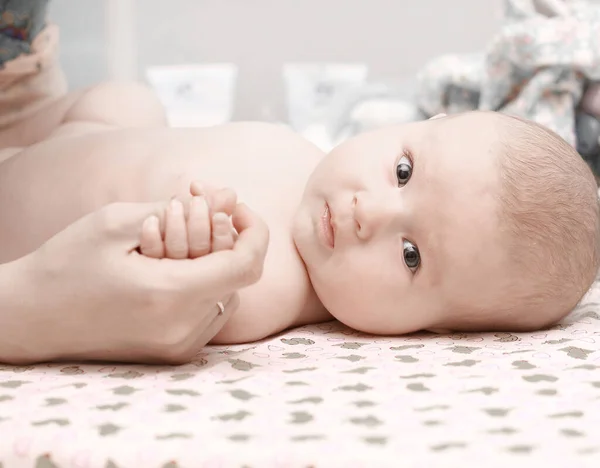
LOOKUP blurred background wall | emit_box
[49,0,503,121]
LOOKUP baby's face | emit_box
[293,112,511,334]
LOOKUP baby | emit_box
[1,77,599,346]
[1,25,599,346]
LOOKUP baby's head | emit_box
[292,111,600,335]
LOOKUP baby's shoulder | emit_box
[212,225,312,344]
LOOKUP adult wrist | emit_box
[0,254,49,364]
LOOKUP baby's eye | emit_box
[396,154,412,186]
[403,239,420,272]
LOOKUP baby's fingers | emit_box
[190,181,237,216]
[211,213,235,252]
[140,215,165,258]
[165,199,189,259]
[188,196,211,258]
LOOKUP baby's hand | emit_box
[139,186,237,260]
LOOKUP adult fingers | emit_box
[221,203,270,287]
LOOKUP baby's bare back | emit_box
[0,122,329,342]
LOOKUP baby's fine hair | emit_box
[491,113,600,330]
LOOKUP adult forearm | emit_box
[0,256,45,364]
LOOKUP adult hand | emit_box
[1,188,269,365]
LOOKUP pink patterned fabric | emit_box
[0,276,599,467]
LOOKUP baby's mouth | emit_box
[320,203,335,249]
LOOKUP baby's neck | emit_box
[294,281,332,328]
[293,244,332,327]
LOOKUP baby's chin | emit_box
[325,304,438,336]
[311,296,378,333]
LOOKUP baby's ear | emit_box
[429,113,447,120]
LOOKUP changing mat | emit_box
[1,282,600,468]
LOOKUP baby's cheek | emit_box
[316,256,398,331]
[324,292,380,331]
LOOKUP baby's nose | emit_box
[353,190,402,240]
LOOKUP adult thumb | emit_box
[95,200,169,247]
